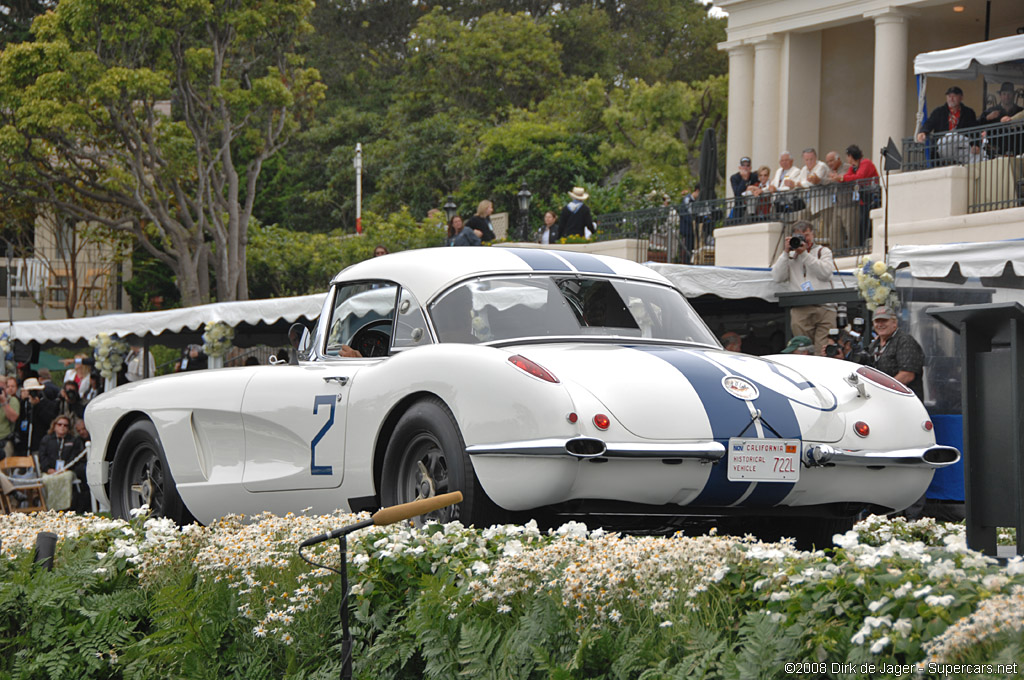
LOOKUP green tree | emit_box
[598,76,729,198]
[258,1,727,234]
[246,210,445,298]
[0,0,324,305]
[0,0,52,49]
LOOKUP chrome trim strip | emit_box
[465,438,724,460]
[604,442,724,460]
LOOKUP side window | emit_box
[392,288,429,350]
[325,282,398,357]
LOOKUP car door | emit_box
[241,281,399,492]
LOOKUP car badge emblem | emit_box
[722,376,759,401]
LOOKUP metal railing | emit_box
[592,180,877,264]
[902,118,1024,214]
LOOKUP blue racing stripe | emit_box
[506,248,572,271]
[631,346,800,507]
[557,251,616,274]
[631,346,752,505]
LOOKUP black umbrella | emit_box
[698,128,718,201]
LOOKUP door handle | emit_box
[323,376,349,386]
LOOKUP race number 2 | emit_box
[310,394,336,476]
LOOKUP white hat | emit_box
[567,187,589,201]
[22,377,44,391]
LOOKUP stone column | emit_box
[752,36,783,170]
[868,9,909,165]
[725,43,754,174]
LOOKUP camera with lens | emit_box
[825,328,843,357]
[788,234,805,250]
[836,303,848,331]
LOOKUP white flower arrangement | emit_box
[89,333,130,380]
[855,256,899,311]
[202,321,234,359]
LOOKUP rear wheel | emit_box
[110,420,193,524]
[381,397,503,527]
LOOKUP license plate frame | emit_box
[727,438,801,482]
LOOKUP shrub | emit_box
[1,511,1022,678]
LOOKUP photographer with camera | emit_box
[822,328,871,364]
[771,221,836,354]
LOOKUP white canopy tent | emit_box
[913,34,1024,133]
[888,238,1024,279]
[7,293,326,349]
[647,263,853,301]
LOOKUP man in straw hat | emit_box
[557,186,595,240]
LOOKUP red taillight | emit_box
[854,421,870,437]
[855,366,913,395]
[567,412,578,424]
[593,414,610,430]
[507,355,559,383]
[923,420,933,432]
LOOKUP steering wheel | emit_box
[349,319,393,357]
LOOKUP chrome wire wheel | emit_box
[395,431,457,524]
[382,397,505,528]
[124,446,166,515]
[110,419,192,524]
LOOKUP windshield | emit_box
[429,275,717,345]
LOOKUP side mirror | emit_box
[288,322,312,363]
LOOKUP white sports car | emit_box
[85,247,958,543]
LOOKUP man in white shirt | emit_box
[797,148,829,216]
[820,150,853,247]
[771,221,837,353]
[769,151,800,193]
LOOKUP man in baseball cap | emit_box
[917,84,978,143]
[730,157,753,199]
[780,335,814,355]
[868,306,925,398]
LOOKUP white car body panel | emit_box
[85,247,958,525]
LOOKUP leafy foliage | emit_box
[0,0,325,305]
[246,209,446,298]
[2,512,1023,678]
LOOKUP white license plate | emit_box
[727,438,801,482]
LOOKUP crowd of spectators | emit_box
[1,361,96,512]
[723,144,879,249]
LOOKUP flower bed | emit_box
[1,511,1022,678]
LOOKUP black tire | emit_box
[381,397,503,527]
[110,420,193,525]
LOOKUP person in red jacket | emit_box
[842,145,879,248]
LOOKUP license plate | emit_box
[727,438,801,482]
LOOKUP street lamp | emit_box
[443,196,458,223]
[516,183,532,241]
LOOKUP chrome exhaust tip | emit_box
[565,437,607,458]
[922,445,960,466]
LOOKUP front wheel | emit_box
[110,419,193,524]
[380,398,503,527]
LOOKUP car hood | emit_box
[513,343,844,442]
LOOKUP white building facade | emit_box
[715,0,1024,267]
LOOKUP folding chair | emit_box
[0,456,48,513]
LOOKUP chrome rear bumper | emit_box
[466,438,960,469]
